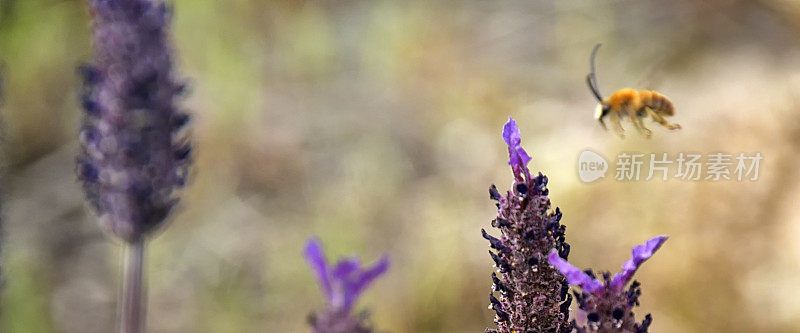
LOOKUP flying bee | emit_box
[587,44,681,138]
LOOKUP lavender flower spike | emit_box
[78,0,191,243]
[547,236,668,333]
[486,118,572,333]
[304,238,389,333]
[77,1,190,332]
[502,117,532,181]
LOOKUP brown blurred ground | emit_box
[1,0,800,332]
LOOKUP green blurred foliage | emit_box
[1,0,800,332]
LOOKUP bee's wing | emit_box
[635,57,667,91]
[635,43,693,91]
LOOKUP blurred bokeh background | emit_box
[1,0,800,332]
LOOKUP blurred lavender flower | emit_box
[76,1,190,332]
[0,71,4,302]
[77,0,191,242]
[548,236,668,333]
[485,118,573,332]
[304,238,389,333]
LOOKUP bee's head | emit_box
[595,103,609,129]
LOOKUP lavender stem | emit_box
[118,238,146,333]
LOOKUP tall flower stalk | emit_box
[303,238,389,333]
[548,236,668,332]
[77,0,190,332]
[485,118,572,332]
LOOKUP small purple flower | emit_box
[610,236,668,290]
[502,117,532,181]
[547,236,668,332]
[304,238,389,333]
[487,118,572,333]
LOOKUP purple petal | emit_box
[502,117,532,180]
[502,117,522,147]
[332,257,362,280]
[330,257,363,309]
[548,250,602,293]
[610,236,668,290]
[341,256,389,311]
[303,238,332,300]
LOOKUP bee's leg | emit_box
[630,112,650,137]
[647,108,681,130]
[635,110,652,137]
[638,117,652,137]
[610,113,625,138]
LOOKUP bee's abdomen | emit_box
[642,90,674,116]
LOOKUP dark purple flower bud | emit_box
[501,117,532,182]
[486,118,572,333]
[81,95,101,115]
[489,185,502,201]
[304,238,388,333]
[489,250,511,274]
[492,217,511,228]
[560,293,573,317]
[78,65,102,85]
[491,273,510,294]
[170,113,190,130]
[547,236,668,332]
[636,314,653,333]
[489,293,509,322]
[77,0,191,242]
[482,229,510,254]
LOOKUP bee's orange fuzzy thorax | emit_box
[604,88,640,111]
